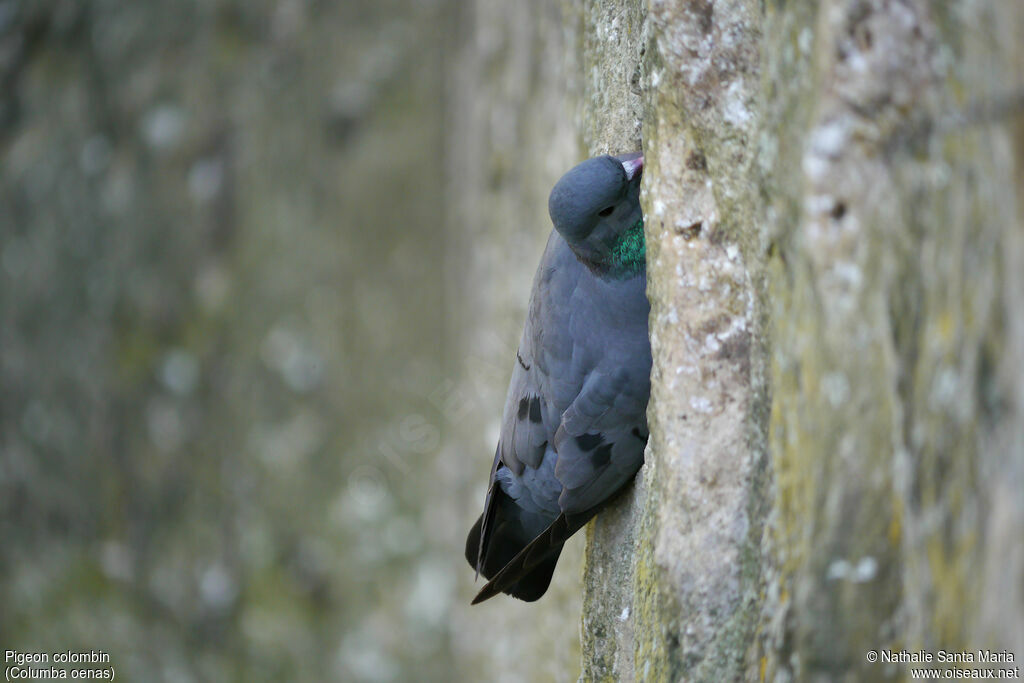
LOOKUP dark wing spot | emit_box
[631,427,648,442]
[592,443,613,468]
[574,433,604,451]
[518,397,530,420]
[528,397,543,424]
[516,351,531,371]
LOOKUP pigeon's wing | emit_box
[472,364,649,604]
[472,330,558,574]
[497,355,553,475]
[471,444,502,578]
[473,236,580,574]
[553,365,649,514]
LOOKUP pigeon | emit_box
[465,152,651,604]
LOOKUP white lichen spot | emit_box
[705,334,721,353]
[805,194,834,216]
[853,556,878,582]
[827,556,878,582]
[723,80,751,126]
[802,153,828,181]
[200,563,238,610]
[833,262,863,289]
[141,104,186,151]
[652,199,666,216]
[690,396,713,414]
[798,27,813,55]
[826,558,852,580]
[821,372,850,407]
[713,313,748,346]
[803,120,851,181]
[159,348,200,396]
[847,51,869,74]
[811,120,849,158]
[929,367,959,410]
[607,15,620,42]
[619,606,630,621]
[892,1,916,29]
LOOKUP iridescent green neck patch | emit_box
[608,218,645,277]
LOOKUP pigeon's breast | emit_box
[500,231,650,511]
[536,234,649,410]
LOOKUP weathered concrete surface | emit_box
[578,0,1024,681]
[451,0,1023,681]
[760,1,1024,680]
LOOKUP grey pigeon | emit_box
[465,152,651,604]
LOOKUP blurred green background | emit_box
[0,0,498,679]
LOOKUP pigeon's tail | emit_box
[464,499,565,603]
[467,506,595,605]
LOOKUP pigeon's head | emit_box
[548,152,643,271]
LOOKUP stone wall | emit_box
[450,0,1024,680]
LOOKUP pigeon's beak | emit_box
[622,155,644,181]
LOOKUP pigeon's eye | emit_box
[598,205,615,217]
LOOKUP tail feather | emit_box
[495,552,560,603]
[469,510,594,605]
[465,509,563,602]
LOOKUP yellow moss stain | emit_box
[925,529,978,646]
[888,496,903,547]
[935,309,956,343]
[624,489,676,683]
[631,541,663,677]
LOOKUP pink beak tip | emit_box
[622,156,644,181]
